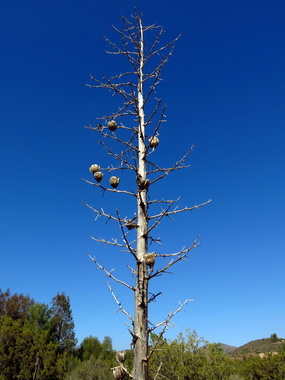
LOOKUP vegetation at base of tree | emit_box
[149,330,234,380]
[1,289,285,380]
[65,355,113,380]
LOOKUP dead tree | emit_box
[83,12,211,380]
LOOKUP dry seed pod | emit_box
[125,220,137,230]
[116,350,126,364]
[108,120,117,131]
[139,178,150,190]
[110,176,120,188]
[89,164,100,174]
[94,171,103,182]
[112,366,126,380]
[144,252,156,267]
[149,136,159,148]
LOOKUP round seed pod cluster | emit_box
[149,136,159,148]
[94,171,103,182]
[108,120,117,131]
[89,165,120,188]
[144,252,156,267]
[89,164,100,174]
[89,164,103,183]
[110,176,120,188]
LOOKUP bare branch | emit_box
[88,254,135,291]
[144,26,165,60]
[91,236,136,253]
[115,210,138,259]
[146,34,181,61]
[147,199,177,236]
[148,292,163,304]
[83,202,120,223]
[104,35,138,70]
[149,199,212,220]
[147,299,192,360]
[154,362,167,380]
[148,147,194,183]
[148,197,180,205]
[82,179,136,197]
[108,282,134,322]
[99,140,137,172]
[149,238,200,280]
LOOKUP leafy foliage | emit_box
[149,330,233,380]
[51,292,77,354]
[239,352,285,379]
[65,355,113,380]
[0,289,77,380]
[2,288,285,380]
[66,336,116,380]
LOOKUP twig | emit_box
[88,254,135,291]
[147,299,192,360]
[108,282,134,322]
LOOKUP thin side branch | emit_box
[108,282,134,322]
[83,202,120,223]
[88,254,135,291]
[148,200,212,220]
[148,147,194,183]
[147,299,192,360]
[91,236,136,253]
[116,209,138,259]
[82,179,136,197]
[149,238,200,280]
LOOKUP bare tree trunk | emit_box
[133,18,149,380]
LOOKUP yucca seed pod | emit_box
[149,136,159,148]
[108,120,117,131]
[139,178,150,190]
[94,171,103,182]
[111,366,126,380]
[110,176,120,188]
[116,350,126,364]
[144,252,156,266]
[89,164,100,174]
[125,219,137,230]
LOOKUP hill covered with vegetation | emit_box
[228,334,285,357]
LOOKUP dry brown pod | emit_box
[144,252,156,266]
[139,178,150,190]
[108,120,117,131]
[116,350,126,364]
[110,176,120,188]
[111,366,126,380]
[89,164,100,174]
[149,136,159,148]
[125,220,137,230]
[94,171,103,182]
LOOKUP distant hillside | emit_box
[220,343,237,354]
[229,337,285,357]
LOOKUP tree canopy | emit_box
[0,289,77,380]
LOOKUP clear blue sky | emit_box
[1,0,285,351]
